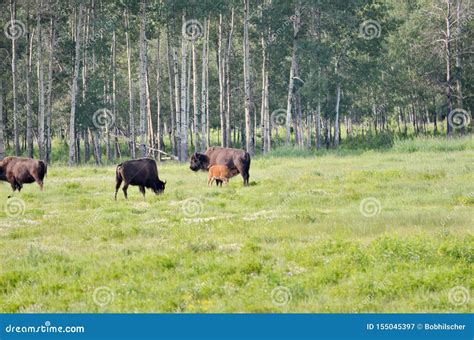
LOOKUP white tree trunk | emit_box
[156,31,163,160]
[225,9,234,148]
[166,29,177,156]
[243,0,254,154]
[37,5,46,160]
[46,17,55,163]
[200,18,209,151]
[179,14,188,162]
[138,0,148,157]
[68,3,83,166]
[125,9,136,157]
[26,15,34,158]
[285,2,300,146]
[172,46,181,159]
[10,0,20,155]
[192,37,199,152]
[218,14,225,147]
[334,82,341,147]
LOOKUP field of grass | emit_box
[0,137,473,313]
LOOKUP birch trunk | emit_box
[68,3,83,166]
[334,82,341,147]
[179,14,188,162]
[225,9,234,148]
[446,0,453,136]
[156,32,163,160]
[218,14,225,147]
[192,37,199,152]
[46,16,55,163]
[10,0,20,155]
[243,0,254,154]
[166,29,177,156]
[172,46,181,159]
[200,19,209,151]
[112,30,120,159]
[37,4,46,160]
[26,14,34,158]
[285,3,300,145]
[125,9,136,157]
[138,0,148,157]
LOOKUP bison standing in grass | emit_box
[115,158,166,200]
[0,156,47,193]
[190,147,251,186]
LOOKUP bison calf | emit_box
[115,158,166,200]
[0,156,47,193]
[208,165,232,187]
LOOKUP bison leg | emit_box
[208,177,213,187]
[139,186,146,198]
[115,177,123,201]
[122,182,130,199]
[216,179,222,187]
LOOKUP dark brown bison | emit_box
[115,158,166,200]
[190,147,251,186]
[0,156,47,193]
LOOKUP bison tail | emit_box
[38,160,47,180]
[244,151,251,165]
[116,164,123,182]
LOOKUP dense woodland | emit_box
[0,0,472,165]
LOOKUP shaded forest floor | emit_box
[0,137,473,312]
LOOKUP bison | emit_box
[208,165,232,187]
[0,156,47,193]
[190,147,251,186]
[115,158,166,200]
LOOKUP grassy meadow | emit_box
[0,136,473,313]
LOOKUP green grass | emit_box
[0,137,473,313]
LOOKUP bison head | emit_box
[153,179,166,194]
[189,153,209,171]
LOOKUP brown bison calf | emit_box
[208,165,232,187]
[0,156,47,193]
[115,158,166,200]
